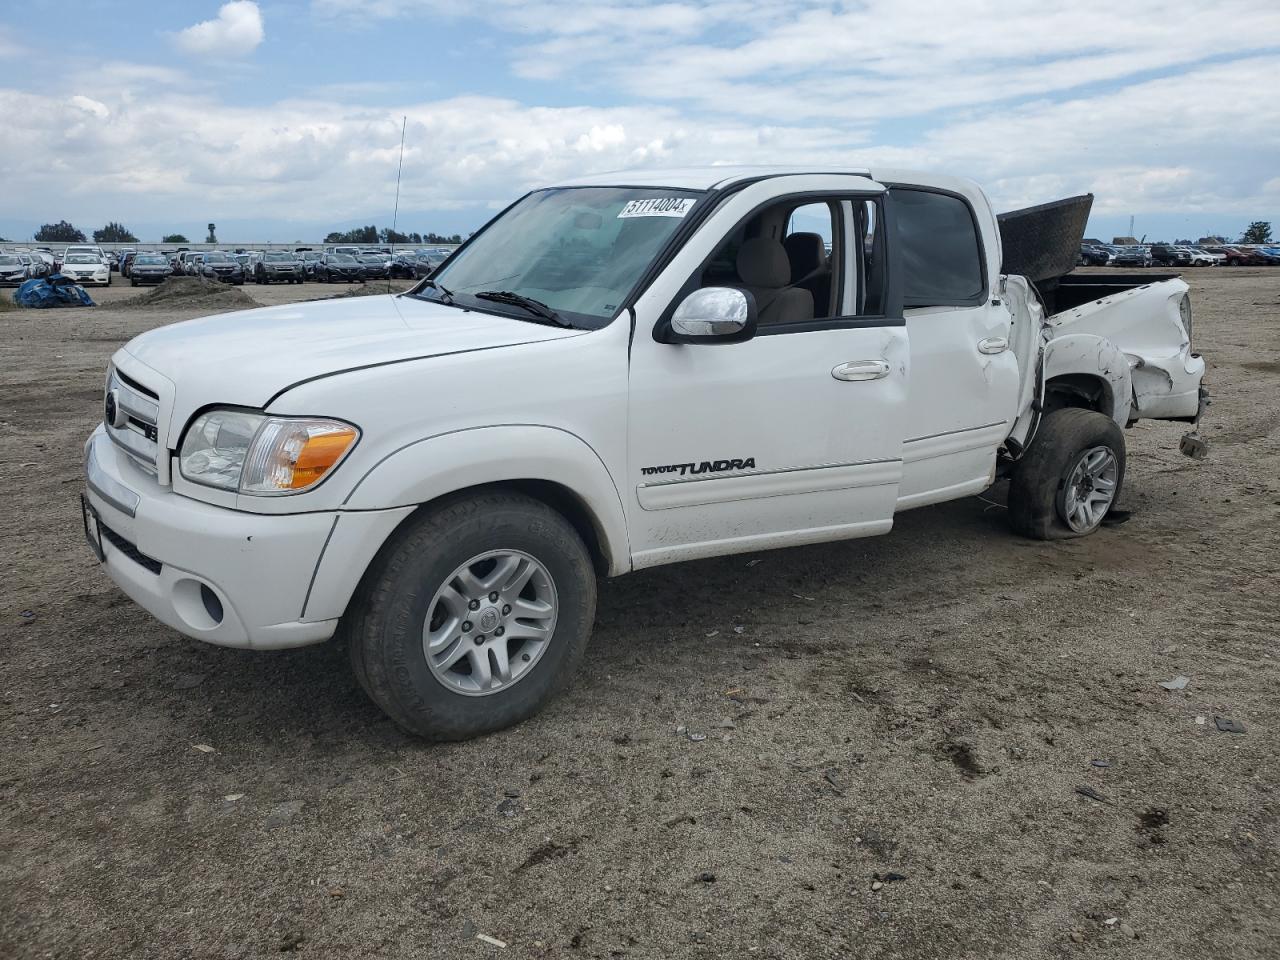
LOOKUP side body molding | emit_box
[340,424,631,576]
[1041,333,1133,427]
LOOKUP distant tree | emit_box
[324,225,460,246]
[93,221,139,243]
[325,225,379,244]
[380,228,423,245]
[162,233,189,244]
[34,220,87,243]
[1240,221,1272,244]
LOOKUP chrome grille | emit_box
[106,368,161,476]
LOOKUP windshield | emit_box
[136,255,167,264]
[0,255,20,265]
[205,253,231,263]
[65,254,100,264]
[264,253,292,262]
[330,254,356,263]
[427,186,704,328]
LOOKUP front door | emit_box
[624,176,910,570]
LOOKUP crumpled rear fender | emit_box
[1042,334,1133,427]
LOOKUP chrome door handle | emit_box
[978,337,1009,355]
[831,360,890,382]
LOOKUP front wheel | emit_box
[1007,408,1125,540]
[345,491,597,740]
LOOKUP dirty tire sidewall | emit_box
[1007,408,1126,540]
[350,492,596,740]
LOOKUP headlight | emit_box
[179,409,359,495]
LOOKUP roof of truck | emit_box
[552,165,984,198]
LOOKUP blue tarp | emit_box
[13,274,95,308]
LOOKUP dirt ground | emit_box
[1,269,1277,959]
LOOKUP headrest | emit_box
[736,236,791,289]
[783,232,828,278]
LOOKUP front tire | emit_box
[1007,409,1125,540]
[345,491,597,740]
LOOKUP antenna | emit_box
[389,115,406,294]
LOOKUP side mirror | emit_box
[665,287,757,343]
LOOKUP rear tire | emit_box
[1007,408,1125,540]
[345,491,597,740]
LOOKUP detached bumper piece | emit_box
[1179,385,1211,460]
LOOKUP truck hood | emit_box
[118,294,584,448]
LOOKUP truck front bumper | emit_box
[83,427,409,650]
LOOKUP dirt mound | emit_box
[117,276,259,311]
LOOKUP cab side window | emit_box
[892,189,985,307]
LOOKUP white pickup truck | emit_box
[83,166,1207,739]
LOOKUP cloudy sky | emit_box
[1,0,1277,243]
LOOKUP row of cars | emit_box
[0,249,60,285]
[2,243,453,288]
[1079,242,1280,268]
[123,246,452,286]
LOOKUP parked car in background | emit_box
[254,252,304,284]
[60,252,112,286]
[129,253,173,286]
[65,244,107,263]
[1252,246,1280,265]
[388,253,420,279]
[1207,245,1264,266]
[1077,243,1111,266]
[1150,244,1191,267]
[1111,245,1152,268]
[297,251,323,279]
[16,253,50,278]
[60,253,112,288]
[198,252,246,284]
[119,251,138,277]
[175,251,204,275]
[0,253,29,286]
[358,253,391,280]
[314,253,365,283]
[1187,247,1225,266]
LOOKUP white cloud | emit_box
[174,1,264,59]
[68,95,110,119]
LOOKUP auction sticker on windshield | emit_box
[617,197,696,218]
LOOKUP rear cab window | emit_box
[891,189,986,307]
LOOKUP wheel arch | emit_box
[341,424,630,577]
[1041,334,1132,427]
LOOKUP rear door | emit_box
[625,176,910,569]
[885,185,1021,509]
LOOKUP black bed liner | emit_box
[1050,273,1181,313]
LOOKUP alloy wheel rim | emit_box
[1059,445,1119,533]
[422,549,558,697]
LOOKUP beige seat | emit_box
[783,232,832,315]
[733,237,814,325]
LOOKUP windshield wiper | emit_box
[419,279,455,304]
[473,290,573,327]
